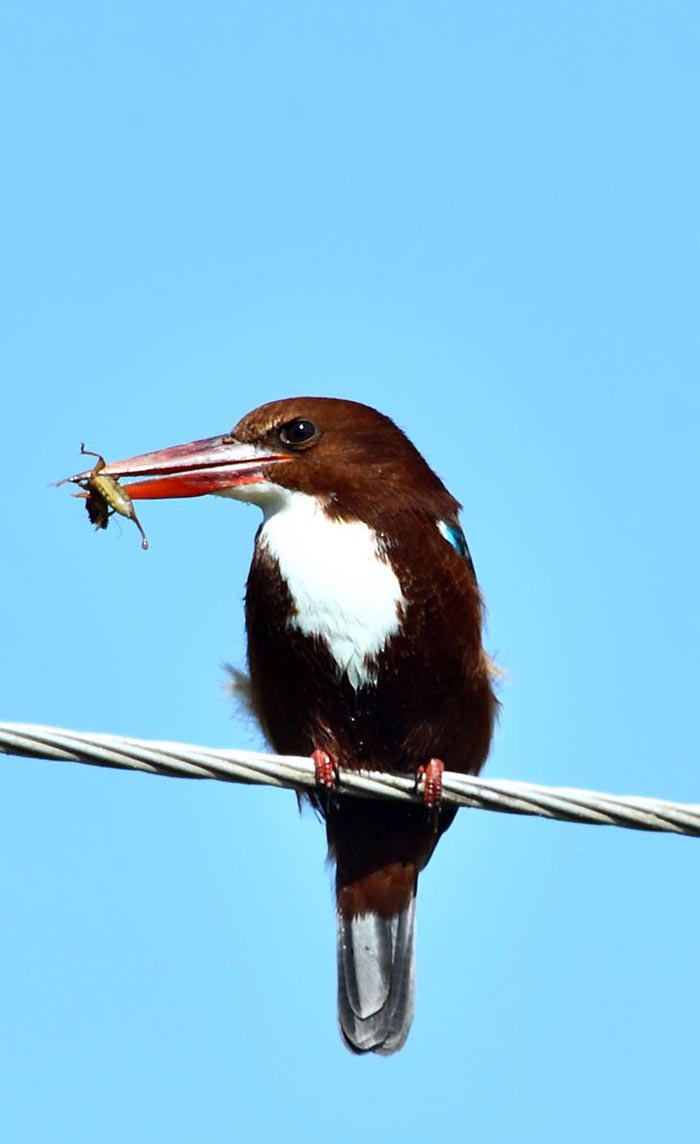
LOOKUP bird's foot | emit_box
[311,748,338,790]
[416,758,445,813]
[311,748,340,815]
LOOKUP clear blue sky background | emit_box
[2,3,699,1141]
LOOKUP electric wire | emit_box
[0,721,698,837]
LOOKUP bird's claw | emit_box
[312,748,339,790]
[311,748,340,816]
[416,758,445,811]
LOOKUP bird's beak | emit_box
[66,434,291,500]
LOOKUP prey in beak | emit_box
[66,433,292,501]
[58,445,150,550]
[60,432,294,547]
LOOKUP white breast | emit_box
[255,488,405,690]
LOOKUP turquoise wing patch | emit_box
[437,517,477,580]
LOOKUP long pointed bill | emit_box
[64,435,291,500]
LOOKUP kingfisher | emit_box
[83,398,498,1054]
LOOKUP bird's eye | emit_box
[278,418,318,447]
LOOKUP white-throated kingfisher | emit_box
[80,398,498,1055]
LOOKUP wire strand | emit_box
[0,721,698,837]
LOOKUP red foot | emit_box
[312,748,338,791]
[416,758,445,809]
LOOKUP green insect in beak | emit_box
[73,445,149,550]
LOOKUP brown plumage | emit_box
[235,399,498,1051]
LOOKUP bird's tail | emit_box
[336,883,417,1055]
[329,798,444,1055]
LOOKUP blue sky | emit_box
[2,2,699,1140]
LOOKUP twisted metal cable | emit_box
[0,721,698,837]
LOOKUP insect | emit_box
[66,445,149,550]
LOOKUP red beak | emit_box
[65,434,291,500]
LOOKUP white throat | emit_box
[229,484,405,689]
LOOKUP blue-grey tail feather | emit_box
[336,894,416,1055]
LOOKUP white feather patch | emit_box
[242,486,405,689]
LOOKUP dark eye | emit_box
[278,418,317,447]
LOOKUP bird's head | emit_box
[79,398,460,525]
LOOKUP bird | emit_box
[89,397,499,1054]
